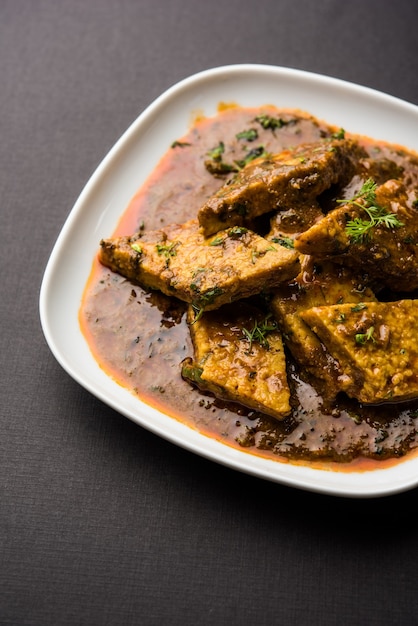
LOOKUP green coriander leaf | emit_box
[207,142,225,161]
[355,326,375,345]
[351,303,367,312]
[209,236,225,246]
[242,314,278,351]
[234,146,268,169]
[254,114,288,131]
[271,236,295,249]
[331,128,345,139]
[156,241,179,258]
[171,140,191,148]
[227,226,248,238]
[339,178,403,242]
[236,128,258,142]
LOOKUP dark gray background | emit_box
[1,1,418,624]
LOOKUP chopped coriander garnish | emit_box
[227,226,248,238]
[131,243,143,254]
[254,114,289,131]
[234,146,268,169]
[209,236,225,246]
[205,160,237,176]
[242,314,278,351]
[236,128,258,142]
[191,286,224,322]
[207,141,225,161]
[351,303,367,312]
[171,140,191,148]
[355,326,375,345]
[156,241,179,263]
[205,141,237,176]
[251,250,261,264]
[338,178,404,243]
[331,128,345,139]
[181,363,204,385]
[271,236,294,249]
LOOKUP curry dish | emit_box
[80,104,418,468]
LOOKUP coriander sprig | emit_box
[254,114,290,131]
[242,314,278,351]
[190,286,224,323]
[338,178,404,243]
[205,141,268,176]
[355,326,375,345]
[156,241,179,259]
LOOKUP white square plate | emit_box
[40,64,418,498]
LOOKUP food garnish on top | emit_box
[99,131,418,421]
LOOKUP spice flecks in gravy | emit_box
[79,105,418,471]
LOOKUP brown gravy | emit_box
[79,105,418,471]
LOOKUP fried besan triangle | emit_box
[271,259,377,400]
[198,138,364,236]
[182,303,291,419]
[300,299,418,404]
[99,219,300,313]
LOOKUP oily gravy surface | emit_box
[80,105,418,469]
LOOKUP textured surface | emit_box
[198,138,362,235]
[184,303,291,417]
[301,299,418,403]
[99,220,300,309]
[2,1,418,625]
